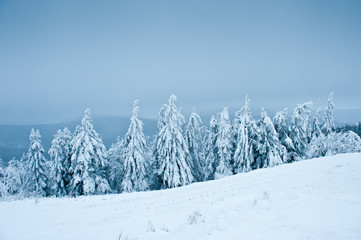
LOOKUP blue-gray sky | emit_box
[0,0,360,124]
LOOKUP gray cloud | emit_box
[0,0,360,124]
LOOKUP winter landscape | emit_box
[1,93,361,240]
[1,1,361,240]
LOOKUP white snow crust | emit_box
[1,153,360,240]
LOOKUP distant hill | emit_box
[0,116,157,164]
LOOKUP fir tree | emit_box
[233,96,254,173]
[322,92,335,135]
[306,109,324,158]
[273,108,296,163]
[203,115,219,180]
[214,108,233,179]
[0,159,6,197]
[69,109,111,196]
[157,104,168,130]
[185,108,205,181]
[27,129,49,196]
[289,101,313,160]
[151,103,168,182]
[308,94,336,159]
[2,158,26,196]
[121,100,150,192]
[335,131,361,154]
[308,130,361,158]
[62,128,72,170]
[153,95,194,188]
[312,109,323,139]
[48,128,72,197]
[107,137,124,192]
[253,108,285,169]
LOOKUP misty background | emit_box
[0,0,360,162]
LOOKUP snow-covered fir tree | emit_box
[289,102,313,160]
[157,104,168,130]
[5,155,28,198]
[107,137,124,192]
[121,100,150,192]
[322,92,335,135]
[335,131,361,153]
[1,158,27,196]
[185,108,205,181]
[62,128,72,155]
[214,108,233,179]
[273,108,296,163]
[253,108,285,169]
[233,96,254,173]
[308,130,361,158]
[27,129,49,196]
[308,94,335,158]
[203,115,219,180]
[307,134,326,158]
[48,128,72,197]
[312,109,323,139]
[0,159,6,197]
[308,94,360,158]
[69,109,111,196]
[306,109,325,158]
[153,95,194,188]
[151,103,168,181]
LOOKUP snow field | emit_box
[0,153,361,240]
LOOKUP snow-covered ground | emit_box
[1,153,361,240]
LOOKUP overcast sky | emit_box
[0,0,360,124]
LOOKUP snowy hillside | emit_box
[1,153,361,240]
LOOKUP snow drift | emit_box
[0,153,361,240]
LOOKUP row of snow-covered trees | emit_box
[1,93,361,199]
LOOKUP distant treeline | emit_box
[337,123,361,137]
